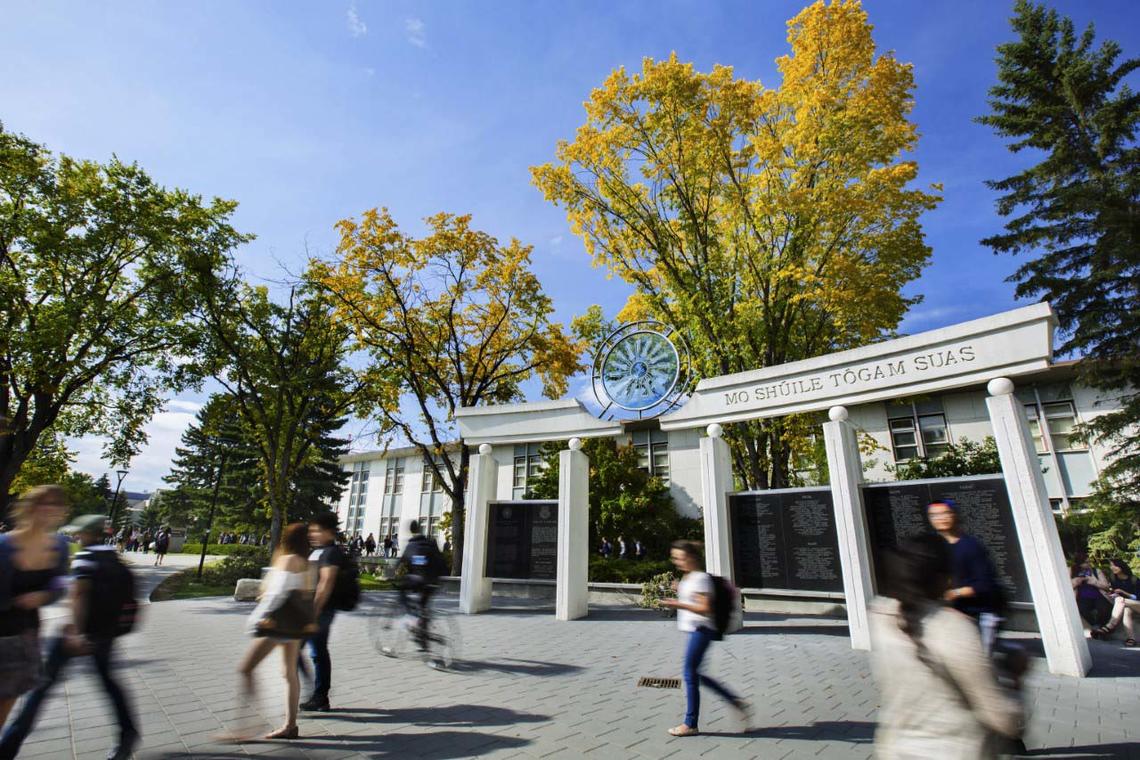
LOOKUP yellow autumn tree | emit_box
[312,210,582,572]
[532,0,940,488]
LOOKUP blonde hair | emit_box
[11,484,69,525]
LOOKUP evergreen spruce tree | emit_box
[978,2,1140,528]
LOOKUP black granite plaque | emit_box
[729,489,843,592]
[485,501,559,580]
[861,477,1030,604]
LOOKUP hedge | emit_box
[588,557,677,584]
[178,544,269,557]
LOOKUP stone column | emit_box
[985,377,1091,677]
[822,406,875,651]
[459,444,496,615]
[556,438,589,621]
[699,424,735,580]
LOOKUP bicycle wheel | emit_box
[368,594,413,659]
[424,606,461,670]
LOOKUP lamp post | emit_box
[109,468,128,533]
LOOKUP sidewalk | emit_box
[12,573,1140,759]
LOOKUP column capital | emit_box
[987,377,1015,396]
[568,437,583,451]
[828,405,849,422]
[478,443,492,455]
[706,423,724,439]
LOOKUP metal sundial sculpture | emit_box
[590,321,694,421]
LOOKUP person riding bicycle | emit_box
[397,521,448,650]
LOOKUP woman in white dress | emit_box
[224,523,316,741]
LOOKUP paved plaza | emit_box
[15,560,1140,760]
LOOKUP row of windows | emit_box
[885,383,1086,463]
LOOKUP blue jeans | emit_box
[0,636,137,760]
[307,608,336,700]
[682,627,740,730]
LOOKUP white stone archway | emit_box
[456,303,1091,676]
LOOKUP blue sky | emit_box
[3,0,1137,489]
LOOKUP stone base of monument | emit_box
[234,578,260,602]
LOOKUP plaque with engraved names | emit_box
[485,501,560,580]
[861,477,1030,604]
[729,489,843,592]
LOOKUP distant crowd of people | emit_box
[598,535,647,560]
[215,531,269,546]
[110,527,172,565]
[339,532,416,559]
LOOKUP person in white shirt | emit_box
[659,540,748,737]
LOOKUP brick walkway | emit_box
[13,562,1140,759]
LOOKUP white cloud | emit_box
[404,17,427,48]
[347,2,368,38]
[549,236,564,246]
[68,399,200,493]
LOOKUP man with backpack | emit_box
[302,512,359,712]
[0,514,139,760]
[659,539,748,738]
[397,520,448,653]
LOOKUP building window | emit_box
[421,458,445,494]
[886,400,949,462]
[384,458,405,495]
[346,461,369,536]
[1020,384,1084,454]
[512,443,545,499]
[632,429,669,484]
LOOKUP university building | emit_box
[334,358,1123,545]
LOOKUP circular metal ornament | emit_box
[590,321,693,420]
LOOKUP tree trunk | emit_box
[449,444,470,576]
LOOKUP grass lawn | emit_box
[150,566,232,601]
[360,573,395,592]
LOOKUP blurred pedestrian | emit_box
[220,523,315,742]
[0,485,69,738]
[383,534,392,558]
[153,527,170,566]
[927,500,1004,653]
[618,535,628,560]
[1094,557,1139,646]
[1,514,140,760]
[301,513,348,712]
[635,539,646,560]
[364,533,376,557]
[659,540,748,737]
[871,533,1024,759]
[1070,552,1113,630]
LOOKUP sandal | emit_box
[1124,639,1136,648]
[668,724,699,737]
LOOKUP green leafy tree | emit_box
[8,429,74,498]
[888,437,1002,481]
[0,123,248,513]
[199,281,356,548]
[978,1,1140,540]
[525,437,688,557]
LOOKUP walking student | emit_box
[0,486,69,743]
[1,514,139,760]
[221,523,316,742]
[153,527,170,566]
[302,512,348,711]
[659,540,748,737]
[926,499,1004,652]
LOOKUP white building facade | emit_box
[336,360,1122,544]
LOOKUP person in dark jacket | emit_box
[927,499,1003,653]
[1,514,138,760]
[398,521,447,651]
[301,513,345,712]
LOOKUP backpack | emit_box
[331,548,361,611]
[406,536,447,583]
[86,552,140,638]
[709,574,743,640]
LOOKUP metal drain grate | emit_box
[637,677,681,689]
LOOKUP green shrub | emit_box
[179,543,268,557]
[589,557,676,584]
[639,571,678,615]
[200,548,271,586]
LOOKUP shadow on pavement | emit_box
[448,658,583,678]
[737,624,851,638]
[1021,742,1140,759]
[288,730,530,758]
[322,703,549,727]
[705,720,875,743]
[1014,636,1140,678]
